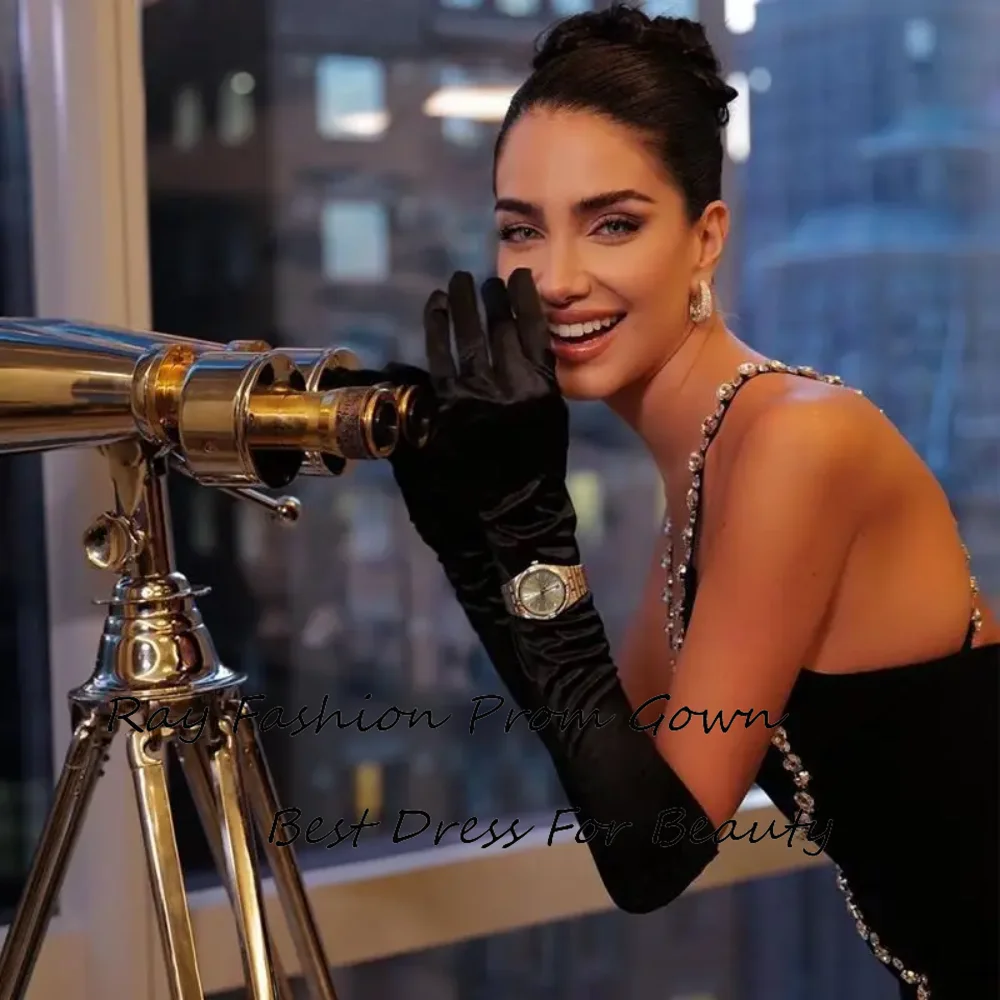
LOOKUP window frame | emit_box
[2,1,826,992]
[0,0,158,992]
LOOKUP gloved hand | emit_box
[350,359,474,558]
[352,268,576,710]
[421,269,720,915]
[423,268,579,577]
[348,359,524,703]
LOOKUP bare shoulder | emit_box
[723,374,881,502]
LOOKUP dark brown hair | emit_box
[494,2,738,222]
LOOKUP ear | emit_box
[692,200,730,277]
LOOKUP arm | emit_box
[486,400,867,911]
[616,539,673,719]
[408,269,866,912]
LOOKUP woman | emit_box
[371,5,999,997]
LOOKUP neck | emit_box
[606,315,758,479]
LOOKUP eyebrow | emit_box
[494,189,655,219]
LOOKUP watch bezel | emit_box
[515,565,569,621]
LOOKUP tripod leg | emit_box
[175,736,295,1000]
[231,709,340,1000]
[127,727,204,999]
[0,708,112,1000]
[204,714,278,1000]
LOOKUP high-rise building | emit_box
[735,0,1000,591]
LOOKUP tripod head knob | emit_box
[83,511,146,573]
[273,495,301,524]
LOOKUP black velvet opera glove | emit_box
[347,358,517,687]
[417,269,720,914]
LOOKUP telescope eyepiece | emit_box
[392,382,436,448]
[369,391,400,454]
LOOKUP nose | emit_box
[533,238,590,305]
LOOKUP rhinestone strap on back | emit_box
[659,358,983,1000]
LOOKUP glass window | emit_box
[438,66,486,148]
[644,0,698,18]
[321,200,390,281]
[496,0,541,16]
[172,86,204,149]
[0,0,53,923]
[141,0,1000,989]
[316,55,388,140]
[551,0,592,15]
[209,869,899,1000]
[217,70,256,145]
[724,0,755,34]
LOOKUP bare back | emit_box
[618,364,999,711]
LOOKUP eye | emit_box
[497,224,539,244]
[593,216,642,238]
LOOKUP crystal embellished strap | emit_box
[660,358,954,998]
[769,722,932,998]
[661,360,845,673]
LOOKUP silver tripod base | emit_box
[0,693,340,1000]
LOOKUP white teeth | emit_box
[548,315,623,339]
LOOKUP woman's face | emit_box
[494,107,727,402]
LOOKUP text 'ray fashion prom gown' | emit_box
[664,361,999,999]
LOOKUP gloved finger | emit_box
[423,289,457,383]
[447,271,492,383]
[480,276,525,397]
[507,268,551,372]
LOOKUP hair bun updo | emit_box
[497,2,738,222]
[533,2,738,127]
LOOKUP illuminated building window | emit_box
[353,761,384,823]
[218,71,255,145]
[643,0,698,17]
[551,0,592,14]
[725,71,751,163]
[172,86,203,150]
[429,66,520,145]
[903,18,937,62]
[321,200,389,282]
[749,67,772,93]
[338,489,392,558]
[567,470,605,542]
[316,55,388,140]
[496,0,541,15]
[724,0,757,34]
[438,66,483,147]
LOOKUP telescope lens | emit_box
[370,394,399,454]
[399,384,437,448]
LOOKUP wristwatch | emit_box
[500,561,590,620]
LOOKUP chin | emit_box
[554,359,627,402]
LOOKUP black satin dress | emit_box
[677,365,999,999]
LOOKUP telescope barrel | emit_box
[244,385,398,458]
[281,348,435,452]
[0,322,141,454]
[0,320,413,484]
[170,349,400,488]
[29,318,222,353]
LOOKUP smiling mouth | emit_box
[548,315,625,343]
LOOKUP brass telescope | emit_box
[0,319,433,1000]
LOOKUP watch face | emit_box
[517,568,567,619]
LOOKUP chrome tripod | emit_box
[0,440,340,1000]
